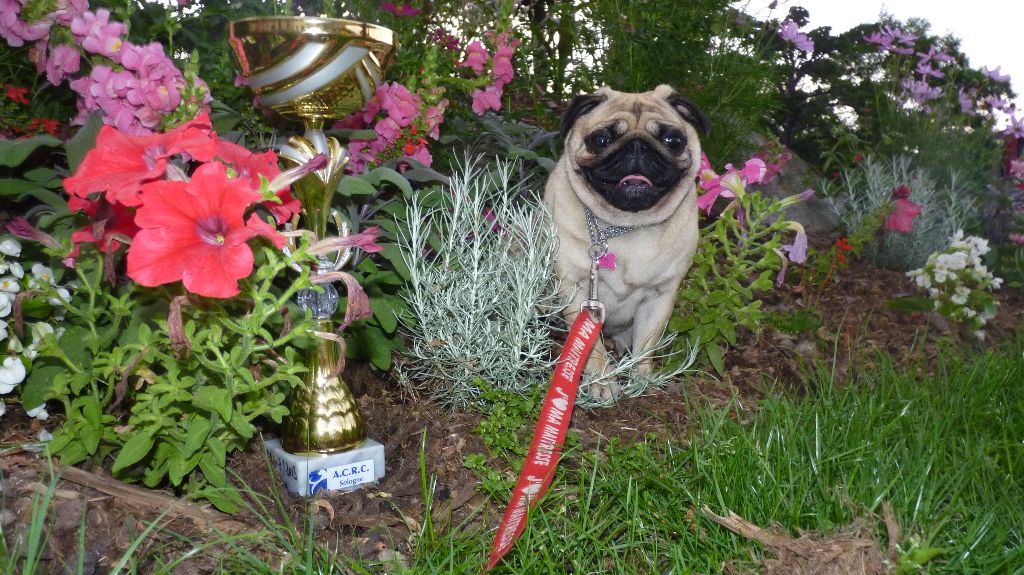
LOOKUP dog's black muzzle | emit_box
[580,138,686,212]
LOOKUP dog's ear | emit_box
[667,94,710,136]
[560,94,606,142]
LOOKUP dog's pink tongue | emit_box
[618,175,653,187]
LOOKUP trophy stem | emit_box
[282,317,367,454]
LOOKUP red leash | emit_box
[485,307,603,570]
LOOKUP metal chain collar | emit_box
[583,207,634,258]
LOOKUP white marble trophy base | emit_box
[265,437,385,496]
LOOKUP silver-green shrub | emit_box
[838,155,974,271]
[396,159,561,408]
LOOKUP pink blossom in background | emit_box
[901,77,942,106]
[863,31,893,51]
[44,43,81,85]
[460,40,489,75]
[431,27,460,51]
[1004,114,1024,139]
[915,61,943,79]
[424,100,447,139]
[471,85,502,115]
[780,230,808,264]
[1009,233,1024,245]
[986,95,1011,111]
[407,144,431,166]
[959,89,975,114]
[778,20,813,54]
[380,2,419,17]
[491,44,518,86]
[984,65,1011,83]
[1009,159,1024,180]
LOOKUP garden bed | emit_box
[2,257,1021,573]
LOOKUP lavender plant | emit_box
[396,159,561,409]
[837,155,973,271]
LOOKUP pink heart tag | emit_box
[597,252,616,271]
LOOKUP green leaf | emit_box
[365,166,414,196]
[112,432,156,474]
[66,113,104,173]
[338,175,378,197]
[886,296,933,312]
[0,135,62,168]
[182,417,212,459]
[197,486,241,514]
[198,453,227,488]
[350,323,395,370]
[193,387,232,421]
[717,316,737,346]
[21,362,65,409]
[706,342,725,375]
[370,296,398,333]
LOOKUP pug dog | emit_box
[544,84,709,399]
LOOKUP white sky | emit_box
[736,0,1023,113]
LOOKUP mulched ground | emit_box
[2,258,1022,573]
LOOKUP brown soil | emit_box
[1,260,1022,573]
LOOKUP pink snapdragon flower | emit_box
[471,85,502,115]
[377,82,421,126]
[43,43,81,85]
[0,0,51,47]
[71,9,126,58]
[460,40,488,75]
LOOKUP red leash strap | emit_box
[485,309,603,571]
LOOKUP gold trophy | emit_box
[228,17,395,492]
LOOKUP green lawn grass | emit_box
[406,334,1024,574]
[5,333,1023,574]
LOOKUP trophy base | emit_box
[265,437,385,496]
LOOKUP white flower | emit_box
[31,263,54,285]
[47,287,71,307]
[0,276,19,293]
[0,356,26,392]
[914,274,932,289]
[38,429,53,442]
[29,322,54,344]
[0,400,5,418]
[973,330,986,341]
[963,307,977,318]
[8,262,23,279]
[936,252,967,272]
[25,403,49,420]
[0,262,6,274]
[0,319,6,342]
[0,239,21,257]
[991,276,1003,290]
[0,293,12,318]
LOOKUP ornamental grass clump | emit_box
[396,159,560,409]
[838,155,973,271]
[906,230,1002,339]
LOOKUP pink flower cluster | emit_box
[380,2,420,17]
[340,82,446,173]
[2,0,206,136]
[864,26,917,55]
[696,154,770,213]
[778,20,813,54]
[458,31,521,115]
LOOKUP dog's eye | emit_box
[661,132,686,153]
[585,130,612,153]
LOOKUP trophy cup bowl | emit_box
[229,17,394,467]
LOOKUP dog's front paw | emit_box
[589,380,621,402]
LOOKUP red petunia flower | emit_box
[63,113,218,207]
[211,139,300,224]
[65,196,141,266]
[126,161,284,298]
[884,198,922,233]
[4,84,29,105]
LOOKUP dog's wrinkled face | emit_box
[561,85,709,216]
